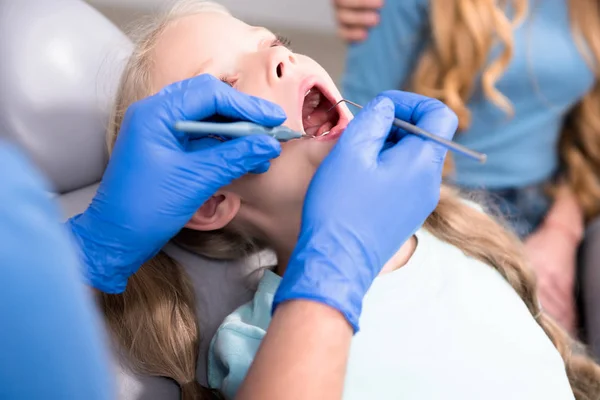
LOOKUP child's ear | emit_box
[185,191,241,231]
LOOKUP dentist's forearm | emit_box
[237,300,352,400]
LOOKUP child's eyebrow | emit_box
[251,27,292,50]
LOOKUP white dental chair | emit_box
[0,1,264,398]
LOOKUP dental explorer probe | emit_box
[174,103,486,163]
[173,121,306,142]
[326,99,487,163]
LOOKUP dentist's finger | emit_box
[188,135,281,185]
[335,96,395,164]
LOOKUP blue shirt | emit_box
[342,0,595,189]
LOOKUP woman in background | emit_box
[335,0,600,343]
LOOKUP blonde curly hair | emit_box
[410,0,600,221]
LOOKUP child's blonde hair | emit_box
[100,2,600,399]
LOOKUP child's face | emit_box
[150,11,353,240]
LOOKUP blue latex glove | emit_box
[0,142,113,399]
[274,91,458,332]
[67,74,285,293]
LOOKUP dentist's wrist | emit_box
[274,246,372,333]
[66,213,144,293]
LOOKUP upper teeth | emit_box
[307,98,320,109]
[305,89,312,97]
[304,90,323,110]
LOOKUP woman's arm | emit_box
[524,186,584,334]
[342,0,429,106]
[237,301,352,400]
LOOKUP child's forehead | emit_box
[154,12,272,57]
[149,12,274,90]
[160,12,258,41]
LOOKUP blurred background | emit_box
[86,0,346,83]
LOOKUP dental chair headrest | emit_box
[0,0,132,217]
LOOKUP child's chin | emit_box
[306,140,337,169]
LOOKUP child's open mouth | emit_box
[301,85,348,140]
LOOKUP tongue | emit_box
[303,107,331,136]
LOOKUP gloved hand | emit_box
[0,143,113,399]
[68,74,286,293]
[274,91,458,332]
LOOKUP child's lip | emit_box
[314,117,349,141]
